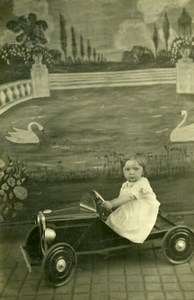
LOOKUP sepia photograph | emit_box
[0,0,194,299]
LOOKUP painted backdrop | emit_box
[0,0,194,222]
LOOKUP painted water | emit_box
[1,84,194,176]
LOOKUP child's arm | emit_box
[104,193,136,210]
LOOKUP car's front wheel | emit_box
[42,243,77,287]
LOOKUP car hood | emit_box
[42,202,98,222]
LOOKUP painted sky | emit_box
[1,0,194,61]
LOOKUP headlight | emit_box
[35,214,41,226]
[44,228,56,243]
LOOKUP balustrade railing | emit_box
[0,80,32,115]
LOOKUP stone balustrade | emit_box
[0,80,33,115]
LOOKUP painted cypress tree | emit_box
[100,53,104,63]
[152,23,158,57]
[178,8,192,38]
[97,53,100,63]
[80,35,84,63]
[163,11,170,51]
[71,26,77,62]
[93,48,96,62]
[59,15,68,60]
[87,38,92,62]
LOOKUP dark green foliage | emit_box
[6,13,48,48]
[97,53,100,63]
[71,26,77,61]
[178,8,192,37]
[49,49,62,65]
[59,15,68,59]
[130,45,154,63]
[80,35,85,62]
[87,38,92,62]
[163,12,170,51]
[93,48,96,62]
[0,43,63,74]
[0,155,28,221]
[0,43,32,65]
[152,24,158,57]
[121,50,138,64]
[156,49,171,63]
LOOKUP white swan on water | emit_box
[6,122,44,144]
[170,110,194,142]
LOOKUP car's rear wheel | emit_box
[162,225,194,264]
[42,243,77,287]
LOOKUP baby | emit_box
[103,153,160,243]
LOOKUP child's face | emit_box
[123,159,143,182]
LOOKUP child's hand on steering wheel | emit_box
[103,201,112,210]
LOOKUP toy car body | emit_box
[21,190,194,287]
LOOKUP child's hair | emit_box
[121,152,148,176]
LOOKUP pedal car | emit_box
[20,190,194,287]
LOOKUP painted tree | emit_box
[100,53,104,63]
[93,48,96,62]
[49,49,62,65]
[71,26,77,62]
[131,46,154,63]
[178,8,192,38]
[163,11,170,51]
[59,14,67,59]
[87,38,92,62]
[80,35,85,63]
[152,23,158,57]
[6,13,48,48]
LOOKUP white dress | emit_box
[106,177,160,243]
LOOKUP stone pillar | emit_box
[176,47,194,94]
[31,53,50,98]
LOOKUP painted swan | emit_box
[170,110,194,142]
[6,122,44,144]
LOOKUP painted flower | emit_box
[13,186,28,200]
[0,189,5,197]
[3,194,8,202]
[3,207,9,215]
[0,171,5,181]
[14,202,24,211]
[7,177,16,187]
[5,167,12,174]
[9,192,14,200]
[1,183,9,191]
[0,159,5,169]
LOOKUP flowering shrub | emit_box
[0,155,28,222]
[0,44,32,65]
[171,37,194,63]
[0,43,62,68]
